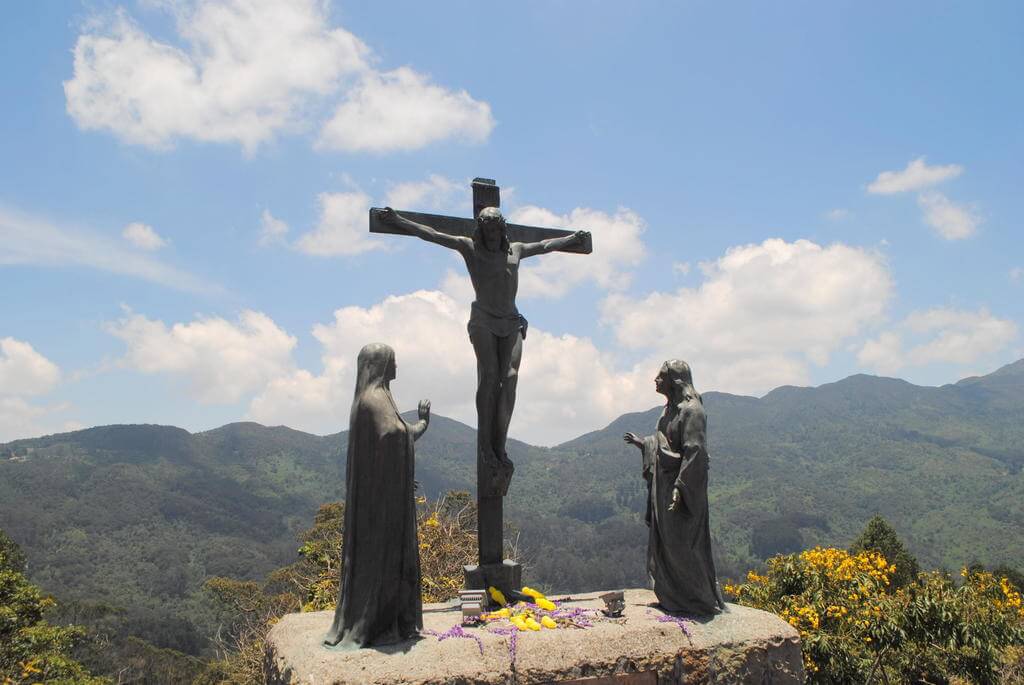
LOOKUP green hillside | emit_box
[532,361,1024,590]
[2,361,1023,658]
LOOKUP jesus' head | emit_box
[475,206,510,253]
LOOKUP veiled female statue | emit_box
[624,360,725,615]
[324,343,430,648]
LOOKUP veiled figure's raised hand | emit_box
[378,206,399,225]
[418,399,431,421]
[574,230,590,245]
[623,432,643,448]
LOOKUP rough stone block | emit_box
[265,589,802,684]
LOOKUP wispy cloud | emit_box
[258,209,289,246]
[867,157,962,195]
[122,222,167,250]
[858,307,1018,374]
[867,157,981,241]
[0,205,222,294]
[384,174,464,213]
[917,191,980,240]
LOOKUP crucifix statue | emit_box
[370,177,592,594]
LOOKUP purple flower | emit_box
[650,610,693,645]
[487,626,519,667]
[423,623,484,655]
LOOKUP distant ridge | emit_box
[1,360,1022,656]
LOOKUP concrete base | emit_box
[464,560,523,605]
[265,588,803,684]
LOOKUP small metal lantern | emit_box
[599,590,625,617]
[459,589,487,624]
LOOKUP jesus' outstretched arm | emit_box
[519,230,590,258]
[377,207,471,253]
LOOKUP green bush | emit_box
[725,547,1024,683]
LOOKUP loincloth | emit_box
[467,301,528,340]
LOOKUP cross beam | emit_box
[369,178,593,254]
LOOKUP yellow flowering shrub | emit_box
[202,491,485,682]
[417,492,478,603]
[725,547,1024,683]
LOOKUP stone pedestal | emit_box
[463,560,522,604]
[265,588,803,684]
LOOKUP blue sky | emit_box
[1,1,1022,444]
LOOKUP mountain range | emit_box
[2,360,1022,656]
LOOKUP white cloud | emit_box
[672,261,691,275]
[65,1,368,152]
[289,174,463,257]
[251,239,896,441]
[603,238,894,396]
[917,191,980,240]
[294,191,383,256]
[107,309,297,403]
[384,174,464,213]
[867,157,963,195]
[318,68,494,153]
[824,208,850,221]
[0,398,78,443]
[0,339,71,443]
[509,205,647,299]
[258,209,289,246]
[0,205,220,294]
[439,268,476,305]
[1011,267,1023,284]
[64,1,493,154]
[122,222,167,250]
[0,338,60,396]
[248,289,651,445]
[249,290,470,432]
[857,307,1018,374]
[856,331,905,376]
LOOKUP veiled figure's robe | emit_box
[324,386,421,647]
[641,397,725,615]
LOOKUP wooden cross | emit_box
[368,177,591,589]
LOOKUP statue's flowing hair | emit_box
[474,206,511,253]
[665,359,702,404]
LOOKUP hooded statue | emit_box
[324,343,430,648]
[625,360,725,615]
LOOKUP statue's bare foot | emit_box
[478,448,515,497]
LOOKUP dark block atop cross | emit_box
[369,177,593,255]
[368,177,591,595]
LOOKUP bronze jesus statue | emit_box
[370,178,591,591]
[377,205,589,499]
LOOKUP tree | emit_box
[1,529,108,685]
[850,515,920,588]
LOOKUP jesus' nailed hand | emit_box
[376,206,589,496]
